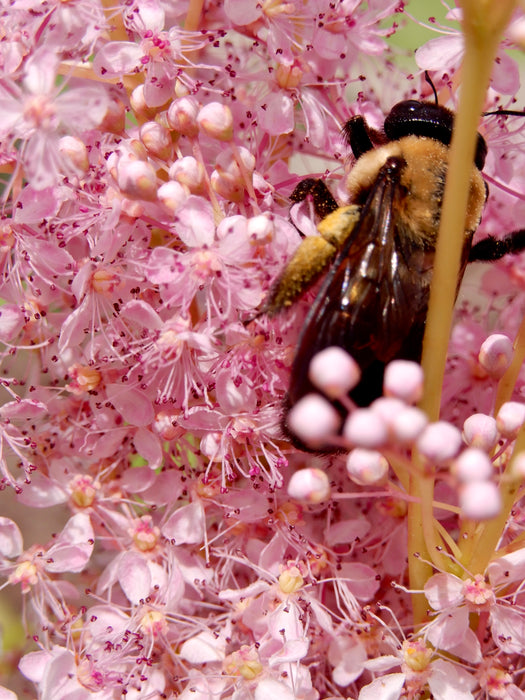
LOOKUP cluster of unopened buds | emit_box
[110,96,250,209]
[288,335,524,522]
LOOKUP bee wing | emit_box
[287,155,433,407]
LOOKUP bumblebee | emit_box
[266,99,525,450]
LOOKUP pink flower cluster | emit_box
[1,1,525,698]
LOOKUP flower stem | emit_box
[407,471,437,626]
[420,2,516,421]
[184,0,205,31]
[410,0,518,625]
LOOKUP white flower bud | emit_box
[308,347,360,399]
[288,468,331,503]
[287,394,341,448]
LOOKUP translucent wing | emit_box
[286,155,434,412]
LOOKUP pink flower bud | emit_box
[58,135,89,174]
[346,448,389,485]
[157,180,188,212]
[211,147,256,201]
[174,79,190,97]
[462,413,499,450]
[287,468,331,503]
[478,334,513,379]
[286,394,341,448]
[169,156,205,193]
[128,139,148,160]
[197,102,233,141]
[370,397,405,425]
[100,96,126,134]
[416,421,462,463]
[167,96,200,137]
[383,360,424,403]
[496,402,525,439]
[459,481,502,520]
[121,199,145,218]
[343,408,388,449]
[139,121,173,160]
[216,147,255,175]
[308,347,361,399]
[117,159,158,201]
[211,168,244,202]
[129,84,156,120]
[453,448,494,482]
[389,406,428,445]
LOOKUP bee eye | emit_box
[475,136,487,170]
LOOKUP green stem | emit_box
[420,36,510,421]
[184,0,204,30]
[411,0,518,626]
[407,471,439,626]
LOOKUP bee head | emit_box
[384,100,487,171]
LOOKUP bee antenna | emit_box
[483,108,525,117]
[424,71,439,105]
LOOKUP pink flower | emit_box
[424,555,525,657]
[1,513,93,631]
[415,8,520,94]
[0,49,108,189]
[93,2,210,107]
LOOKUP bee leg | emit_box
[266,205,362,314]
[265,235,338,315]
[469,229,525,262]
[317,205,361,248]
[290,178,339,219]
[341,115,375,158]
